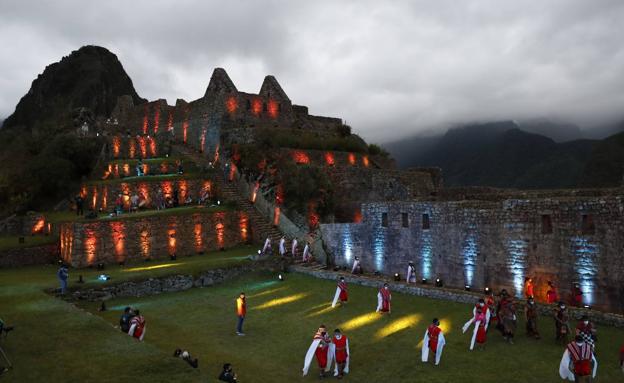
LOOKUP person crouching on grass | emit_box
[236,292,246,336]
[128,309,146,341]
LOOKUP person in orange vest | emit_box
[524,277,534,299]
[236,292,246,336]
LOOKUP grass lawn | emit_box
[87,172,204,185]
[0,247,255,383]
[0,235,58,251]
[3,264,622,382]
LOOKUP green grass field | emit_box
[0,235,58,251]
[1,258,623,382]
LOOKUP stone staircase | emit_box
[174,144,283,246]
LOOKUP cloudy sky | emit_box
[1,0,623,142]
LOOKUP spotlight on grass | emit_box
[583,304,591,310]
[484,286,490,294]
[394,273,400,282]
[421,278,427,285]
[278,274,284,281]
[97,274,111,281]
[435,278,443,287]
[465,285,471,291]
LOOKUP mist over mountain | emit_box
[384,119,624,189]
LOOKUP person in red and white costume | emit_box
[406,262,416,283]
[303,325,332,378]
[421,318,446,365]
[128,309,146,341]
[376,283,391,314]
[559,335,597,382]
[330,328,350,379]
[332,277,348,308]
[462,304,489,350]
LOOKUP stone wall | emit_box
[80,178,214,212]
[0,244,58,268]
[59,210,253,267]
[320,196,624,312]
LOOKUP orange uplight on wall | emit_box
[292,150,310,164]
[140,229,150,258]
[84,228,97,265]
[102,187,108,210]
[112,136,121,158]
[239,214,249,242]
[142,110,148,135]
[60,227,73,264]
[149,137,157,157]
[348,153,356,166]
[123,163,130,177]
[226,96,238,114]
[153,107,160,134]
[142,163,149,175]
[92,186,98,210]
[138,136,147,158]
[138,183,150,202]
[111,221,126,262]
[168,228,177,255]
[362,155,370,167]
[216,222,225,248]
[160,162,169,174]
[194,223,203,252]
[229,162,237,181]
[178,180,188,202]
[80,185,87,198]
[202,181,212,196]
[182,120,188,144]
[199,129,206,152]
[129,139,136,159]
[251,182,260,203]
[275,184,284,205]
[308,202,320,229]
[273,207,281,226]
[353,209,363,223]
[162,181,173,198]
[32,219,45,235]
[324,152,335,166]
[268,100,279,118]
[252,98,262,115]
[214,143,220,164]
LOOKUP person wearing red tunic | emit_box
[546,281,559,304]
[485,292,497,331]
[128,310,146,341]
[303,325,331,378]
[421,318,446,365]
[376,283,391,314]
[525,277,534,299]
[332,277,348,307]
[331,329,350,378]
[559,335,597,382]
[572,284,583,307]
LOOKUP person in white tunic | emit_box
[406,261,416,283]
[261,236,271,255]
[278,236,286,256]
[291,238,298,257]
[559,335,597,382]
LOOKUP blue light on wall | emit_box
[341,225,354,265]
[506,238,527,298]
[420,230,432,280]
[571,236,598,306]
[372,221,386,272]
[462,229,478,286]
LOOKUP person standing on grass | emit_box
[406,261,416,283]
[463,305,488,350]
[236,292,246,336]
[57,264,69,294]
[128,310,146,341]
[572,283,583,307]
[331,277,348,308]
[218,363,237,382]
[330,328,350,378]
[525,297,540,339]
[119,306,135,333]
[422,318,446,365]
[576,315,597,349]
[278,236,286,256]
[559,335,597,382]
[376,283,392,314]
[547,281,559,304]
[555,302,571,345]
[303,325,332,378]
[525,277,535,299]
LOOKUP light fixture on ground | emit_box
[583,304,591,309]
[421,278,427,285]
[98,274,111,281]
[484,286,490,294]
[394,273,400,282]
[465,285,471,291]
[278,274,284,281]
[435,278,443,287]
[170,254,177,261]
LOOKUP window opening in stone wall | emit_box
[541,214,553,234]
[401,213,409,228]
[263,102,267,112]
[581,214,595,235]
[422,214,430,230]
[381,212,388,227]
[246,99,251,110]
